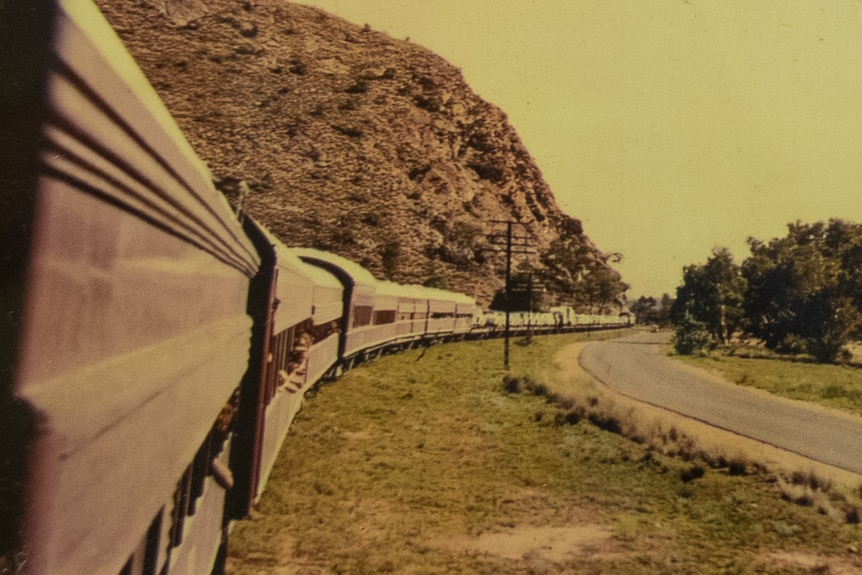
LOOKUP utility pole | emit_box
[487,220,534,371]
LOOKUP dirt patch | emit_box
[439,524,615,563]
[756,551,862,574]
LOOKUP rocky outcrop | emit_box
[96,0,617,306]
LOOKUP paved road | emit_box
[580,331,862,474]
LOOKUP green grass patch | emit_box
[227,332,862,574]
[677,351,862,417]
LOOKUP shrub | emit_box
[673,313,713,355]
[588,411,623,435]
[728,457,748,476]
[790,470,832,493]
[530,381,548,397]
[680,465,706,483]
[346,79,369,94]
[564,408,583,425]
[379,240,400,279]
[502,374,521,394]
[779,334,808,355]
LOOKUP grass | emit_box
[676,348,862,417]
[226,331,862,574]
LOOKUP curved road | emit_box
[580,331,862,474]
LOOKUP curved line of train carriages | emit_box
[1,2,631,574]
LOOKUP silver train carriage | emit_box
[3,1,260,574]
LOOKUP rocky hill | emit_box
[95,0,624,308]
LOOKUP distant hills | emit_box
[96,0,625,308]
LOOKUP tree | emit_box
[540,227,628,313]
[631,296,659,325]
[423,276,447,289]
[742,220,862,362]
[540,234,596,305]
[659,293,675,327]
[379,240,401,280]
[631,294,675,327]
[671,247,746,344]
[435,220,486,268]
[580,261,629,314]
[673,312,712,355]
[490,271,544,312]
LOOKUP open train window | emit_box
[373,310,396,325]
[431,312,454,319]
[142,512,162,575]
[265,326,296,404]
[188,436,211,515]
[169,468,192,548]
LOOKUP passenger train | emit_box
[1,2,631,574]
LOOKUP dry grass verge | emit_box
[545,338,862,526]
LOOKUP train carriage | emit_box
[392,283,428,340]
[373,281,427,346]
[292,248,380,362]
[368,281,404,344]
[231,222,344,511]
[2,1,261,574]
[451,292,478,335]
[302,261,344,385]
[424,287,476,336]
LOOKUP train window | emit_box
[169,467,192,548]
[188,435,211,515]
[373,310,396,325]
[265,327,295,404]
[273,331,286,400]
[166,427,222,557]
[351,305,373,328]
[142,511,162,575]
[309,321,340,341]
[264,348,277,404]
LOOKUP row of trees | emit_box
[538,223,629,313]
[630,294,674,327]
[672,219,862,363]
[488,221,630,314]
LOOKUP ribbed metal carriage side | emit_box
[4,1,260,574]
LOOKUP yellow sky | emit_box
[300,0,862,297]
